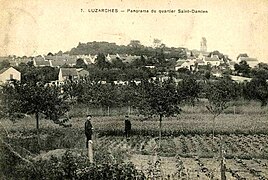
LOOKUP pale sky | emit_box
[0,0,268,62]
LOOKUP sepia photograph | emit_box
[0,0,268,179]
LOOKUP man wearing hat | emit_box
[124,115,131,139]
[85,115,93,148]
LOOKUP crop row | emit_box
[97,134,268,159]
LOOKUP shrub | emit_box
[17,150,145,180]
[1,132,144,180]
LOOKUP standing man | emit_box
[85,115,93,148]
[124,115,131,139]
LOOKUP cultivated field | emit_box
[1,101,268,179]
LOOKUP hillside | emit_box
[66,41,187,59]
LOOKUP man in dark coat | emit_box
[85,115,93,148]
[124,115,131,138]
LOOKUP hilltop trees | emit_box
[0,59,10,70]
[68,41,186,59]
[128,40,142,48]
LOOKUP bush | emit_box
[1,134,144,180]
[15,150,145,180]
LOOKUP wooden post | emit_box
[88,140,93,163]
[233,105,236,115]
[220,137,226,180]
[107,106,110,116]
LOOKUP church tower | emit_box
[200,37,207,52]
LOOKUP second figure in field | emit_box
[124,115,131,139]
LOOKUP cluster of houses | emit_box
[0,53,142,85]
[175,38,259,73]
[176,51,259,71]
[30,54,141,68]
[0,38,261,85]
[0,66,90,86]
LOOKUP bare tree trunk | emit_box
[212,115,216,142]
[128,105,131,116]
[35,112,40,151]
[107,106,110,116]
[101,106,104,116]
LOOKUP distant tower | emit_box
[200,37,207,52]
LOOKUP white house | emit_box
[77,54,96,64]
[231,75,252,82]
[145,65,156,69]
[175,60,195,71]
[33,56,51,67]
[77,68,89,78]
[113,80,129,85]
[106,54,120,62]
[58,68,89,82]
[195,59,206,66]
[0,67,21,84]
[58,68,79,82]
[204,55,221,66]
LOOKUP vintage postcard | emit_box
[0,0,268,179]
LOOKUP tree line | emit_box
[1,73,267,149]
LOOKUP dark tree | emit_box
[62,80,84,106]
[95,53,110,69]
[76,58,87,68]
[128,40,141,48]
[243,76,268,106]
[17,66,58,84]
[111,57,125,69]
[47,52,53,56]
[136,79,181,147]
[205,78,239,139]
[0,60,10,70]
[234,60,251,77]
[177,76,200,106]
[89,83,118,116]
[1,81,70,149]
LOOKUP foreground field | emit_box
[3,132,268,179]
[97,135,268,179]
[97,135,268,159]
[131,155,268,180]
[4,133,268,179]
[1,101,268,179]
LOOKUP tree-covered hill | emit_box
[66,41,187,59]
